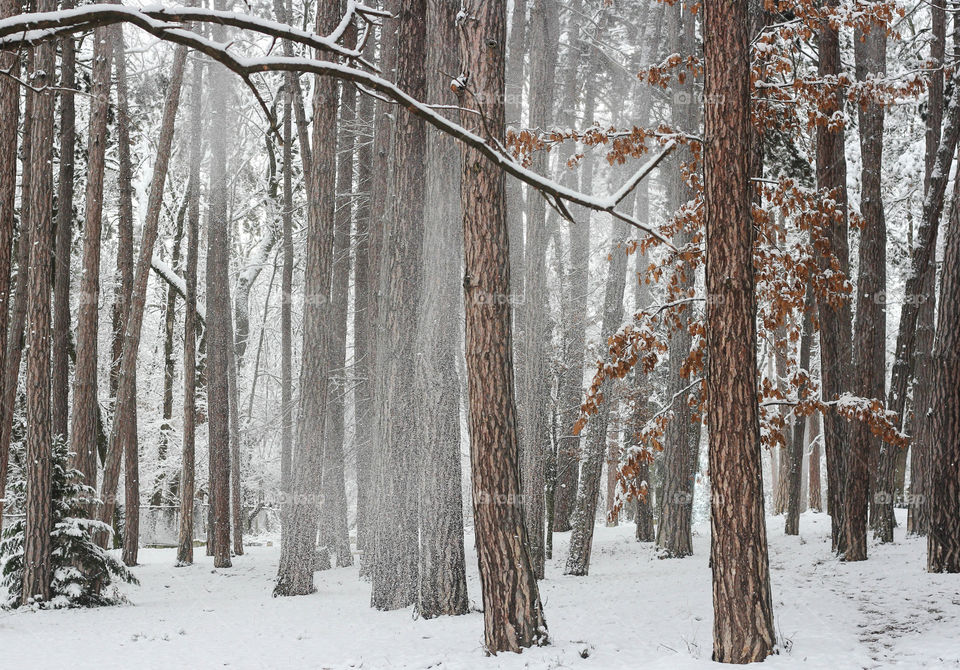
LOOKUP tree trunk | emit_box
[51,11,76,442]
[785,283,814,535]
[907,0,946,538]
[177,56,204,567]
[516,0,559,580]
[504,0,526,300]
[22,10,56,604]
[456,0,548,650]
[843,15,887,559]
[227,316,243,557]
[704,0,776,658]
[71,27,112,496]
[273,0,339,596]
[927,140,960,572]
[100,46,187,561]
[0,0,18,539]
[809,417,822,512]
[413,0,469,619]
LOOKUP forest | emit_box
[0,0,958,666]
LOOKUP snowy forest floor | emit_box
[2,510,958,669]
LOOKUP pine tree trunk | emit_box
[704,0,776,658]
[51,15,75,443]
[907,1,946,538]
[70,28,112,493]
[415,0,469,619]
[177,57,204,567]
[22,13,56,604]
[844,16,888,558]
[808,417,823,512]
[504,0,527,300]
[0,0,18,539]
[227,319,243,557]
[273,0,339,596]
[457,0,548,650]
[927,148,960,572]
[785,283,814,535]
[815,0,854,553]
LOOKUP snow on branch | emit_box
[0,3,672,246]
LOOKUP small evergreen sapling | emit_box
[0,437,138,609]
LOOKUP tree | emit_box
[177,55,205,567]
[21,0,57,602]
[456,0,548,651]
[415,0,469,619]
[370,0,427,609]
[703,0,776,659]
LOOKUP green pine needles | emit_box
[1,437,138,609]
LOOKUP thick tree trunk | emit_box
[704,0,776,659]
[177,57,204,567]
[0,0,17,538]
[927,146,960,572]
[415,0,469,619]
[273,0,339,597]
[70,28,112,492]
[815,0,854,553]
[370,0,427,609]
[51,13,76,442]
[844,16,888,558]
[21,15,56,604]
[457,0,548,651]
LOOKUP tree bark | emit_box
[22,6,56,603]
[51,7,76,442]
[785,283,814,535]
[273,0,339,596]
[177,56,204,567]
[704,0,776,658]
[844,15,888,558]
[456,0,548,651]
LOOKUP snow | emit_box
[1,510,957,669]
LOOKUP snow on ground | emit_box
[2,510,959,669]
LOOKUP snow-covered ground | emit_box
[2,510,958,669]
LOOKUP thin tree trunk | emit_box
[786,283,814,535]
[456,0,548,650]
[70,27,112,493]
[51,9,76,442]
[21,7,56,603]
[704,0,776,657]
[177,56,204,567]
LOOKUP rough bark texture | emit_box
[21,14,56,604]
[785,284,814,535]
[844,17,888,559]
[704,0,777,658]
[51,13,76,442]
[415,0,469,619]
[273,0,339,597]
[815,0,854,552]
[370,0,427,609]
[457,0,548,651]
[927,147,960,573]
[809,417,823,511]
[177,57,204,567]
[907,0,946,537]
[0,0,17,537]
[70,27,112,492]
